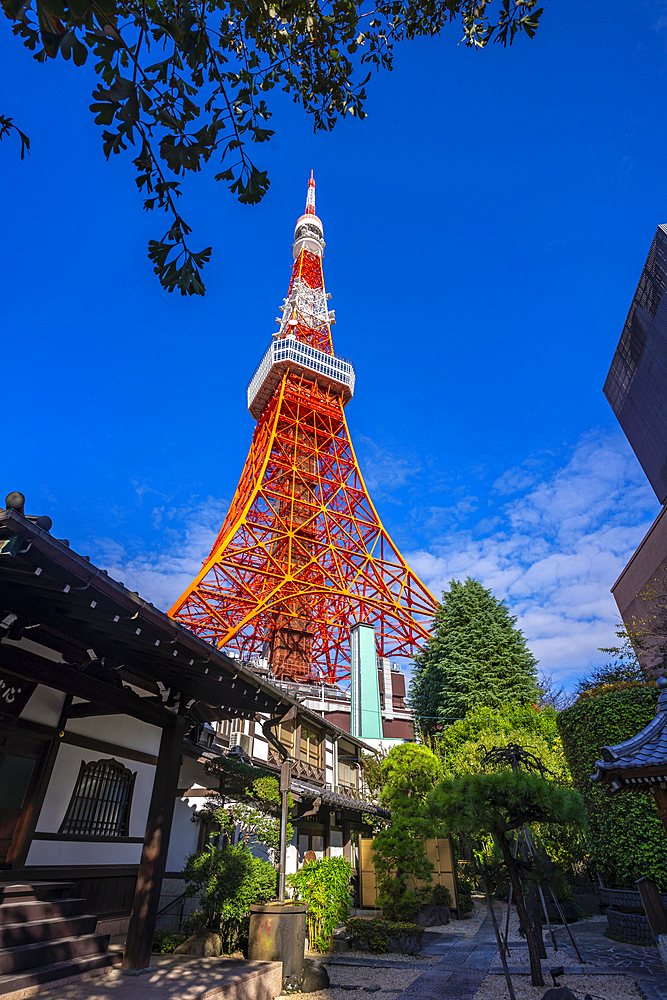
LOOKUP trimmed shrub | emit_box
[558,685,667,889]
[456,888,474,917]
[183,842,277,952]
[152,929,188,953]
[345,917,424,955]
[432,884,453,907]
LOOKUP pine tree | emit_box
[410,577,538,736]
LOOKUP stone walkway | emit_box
[390,916,497,1000]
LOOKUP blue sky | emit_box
[3,0,667,687]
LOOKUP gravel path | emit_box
[473,972,643,999]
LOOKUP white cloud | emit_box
[355,435,421,503]
[406,432,658,684]
[91,497,228,612]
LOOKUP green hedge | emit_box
[558,685,667,889]
[345,918,424,955]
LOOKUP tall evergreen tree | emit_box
[409,577,538,736]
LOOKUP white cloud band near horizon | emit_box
[91,429,659,689]
[405,431,658,683]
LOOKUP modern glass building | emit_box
[604,224,667,503]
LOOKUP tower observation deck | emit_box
[169,173,437,686]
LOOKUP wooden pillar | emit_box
[636,877,667,943]
[122,712,186,971]
[342,819,352,865]
[654,786,667,835]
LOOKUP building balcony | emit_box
[268,746,325,785]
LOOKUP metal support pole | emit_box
[521,826,557,954]
[278,758,291,903]
[521,825,581,963]
[477,861,517,1000]
[548,887,583,964]
[502,836,520,958]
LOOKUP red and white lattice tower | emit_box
[169,175,437,684]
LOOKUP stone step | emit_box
[0,914,98,949]
[0,932,110,975]
[0,897,87,926]
[0,950,121,996]
[0,883,75,903]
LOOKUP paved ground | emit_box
[389,916,497,1000]
[2,956,282,1000]
[388,912,667,1000]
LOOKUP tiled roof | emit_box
[292,779,390,818]
[592,677,667,783]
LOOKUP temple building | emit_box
[0,493,381,991]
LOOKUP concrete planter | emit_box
[600,887,667,911]
[606,907,653,945]
[248,902,308,978]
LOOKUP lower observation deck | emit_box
[247,334,355,419]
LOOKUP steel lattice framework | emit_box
[169,175,437,684]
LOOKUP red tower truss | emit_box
[169,174,437,685]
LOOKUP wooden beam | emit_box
[122,713,187,971]
[0,643,172,729]
[64,702,122,719]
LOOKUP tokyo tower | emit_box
[169,174,437,685]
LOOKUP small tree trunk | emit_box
[527,882,546,958]
[497,835,544,987]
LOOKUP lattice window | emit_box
[276,721,295,754]
[59,758,136,837]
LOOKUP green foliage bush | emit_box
[287,857,352,952]
[151,929,188,953]
[345,917,424,955]
[558,684,667,889]
[456,887,474,916]
[434,703,588,873]
[432,883,453,907]
[183,842,277,951]
[372,744,443,922]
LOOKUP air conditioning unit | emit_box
[229,731,253,756]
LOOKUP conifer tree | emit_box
[410,577,538,736]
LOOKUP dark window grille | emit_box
[59,758,136,837]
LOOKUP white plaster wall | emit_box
[285,829,297,875]
[65,715,162,756]
[165,796,201,873]
[330,830,343,858]
[20,685,65,727]
[34,742,155,837]
[25,839,143,866]
[178,756,210,789]
[325,737,334,786]
[253,737,268,761]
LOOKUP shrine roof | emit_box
[292,778,390,819]
[592,677,667,787]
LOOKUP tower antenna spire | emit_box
[305,170,316,216]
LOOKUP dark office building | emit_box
[604,224,667,503]
[605,224,667,676]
